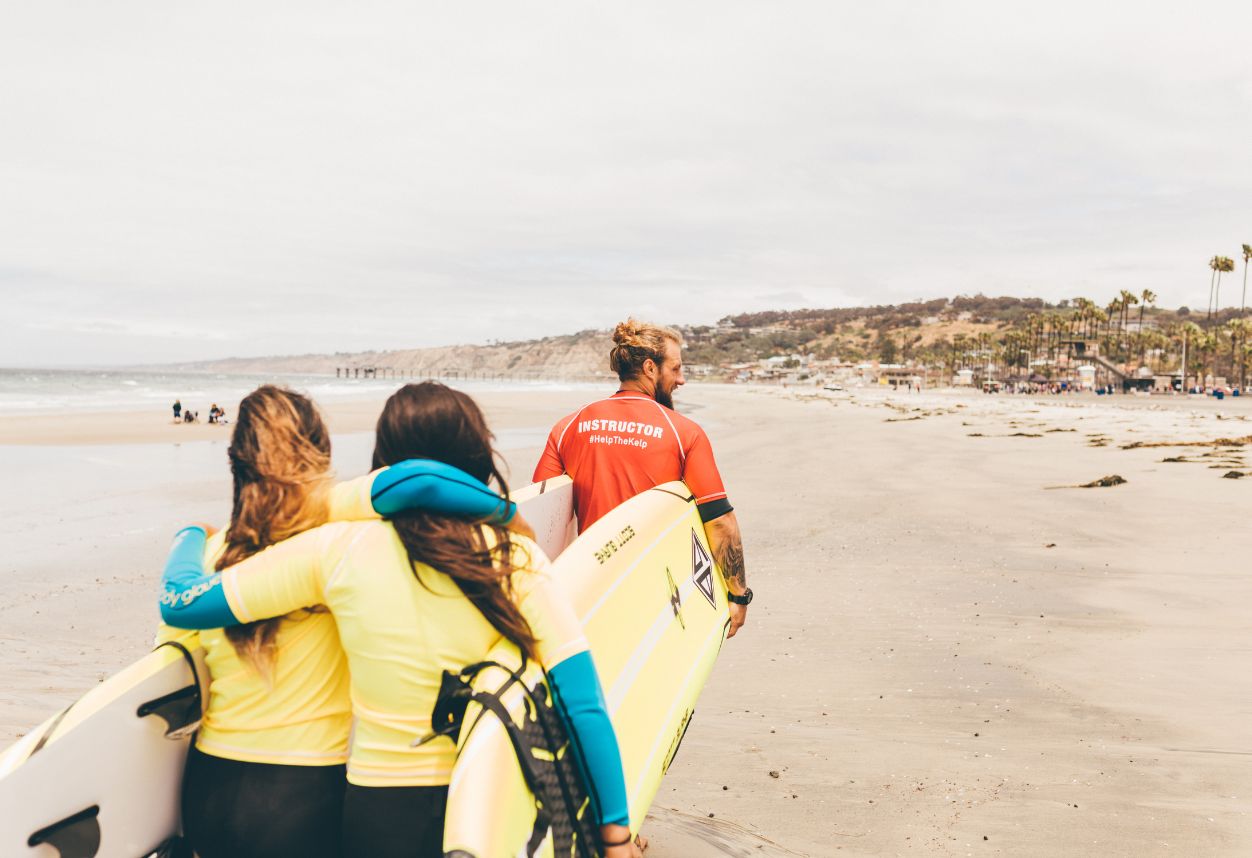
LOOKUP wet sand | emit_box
[3,384,1251,856]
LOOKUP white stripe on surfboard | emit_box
[579,505,693,626]
[626,617,727,803]
[605,567,709,712]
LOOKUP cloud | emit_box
[3,1,1252,365]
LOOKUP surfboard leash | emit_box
[424,659,599,858]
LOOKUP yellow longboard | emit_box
[444,478,731,857]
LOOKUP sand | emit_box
[3,384,1251,856]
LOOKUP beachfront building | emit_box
[878,365,923,390]
[683,363,718,379]
[1077,365,1096,390]
[854,362,927,389]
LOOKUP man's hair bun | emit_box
[612,320,646,348]
[608,318,682,381]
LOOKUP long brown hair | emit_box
[372,382,538,661]
[218,385,333,677]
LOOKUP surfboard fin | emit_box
[136,685,201,739]
[27,805,100,858]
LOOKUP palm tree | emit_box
[1210,256,1236,322]
[1209,256,1221,320]
[1119,290,1139,355]
[1179,321,1203,388]
[1138,289,1155,331]
[1242,244,1251,317]
[1137,289,1156,364]
[1105,298,1122,358]
[1026,312,1043,360]
[1144,329,1169,373]
[1197,330,1219,389]
[1073,297,1096,339]
[1227,318,1252,390]
[1091,307,1109,349]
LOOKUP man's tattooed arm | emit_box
[706,510,748,638]
[707,511,747,593]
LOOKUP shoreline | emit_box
[0,388,602,446]
[2,382,1248,447]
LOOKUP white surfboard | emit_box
[0,641,207,858]
[511,475,578,561]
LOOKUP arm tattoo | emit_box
[713,533,746,591]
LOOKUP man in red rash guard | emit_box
[534,318,751,638]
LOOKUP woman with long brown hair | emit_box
[160,382,637,858]
[162,384,525,858]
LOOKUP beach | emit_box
[2,382,1250,856]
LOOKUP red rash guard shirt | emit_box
[532,391,733,529]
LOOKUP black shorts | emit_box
[341,782,449,858]
[181,744,346,858]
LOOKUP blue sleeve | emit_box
[371,459,516,523]
[158,526,240,629]
[547,650,630,828]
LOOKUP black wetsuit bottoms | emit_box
[181,744,346,858]
[341,783,449,858]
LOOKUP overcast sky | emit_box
[3,2,1252,366]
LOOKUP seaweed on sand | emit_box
[1120,435,1252,451]
[1080,475,1127,488]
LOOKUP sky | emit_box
[3,1,1252,366]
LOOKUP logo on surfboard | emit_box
[666,567,685,629]
[691,530,716,607]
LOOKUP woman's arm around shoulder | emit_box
[326,459,517,524]
[159,522,347,630]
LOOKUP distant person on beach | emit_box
[173,400,181,421]
[533,318,752,638]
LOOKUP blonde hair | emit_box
[218,385,333,679]
[609,318,682,381]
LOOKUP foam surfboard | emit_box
[443,479,731,857]
[511,475,578,563]
[0,641,207,858]
[0,480,584,858]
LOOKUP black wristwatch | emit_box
[727,588,753,606]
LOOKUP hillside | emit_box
[167,293,1223,381]
[170,331,615,380]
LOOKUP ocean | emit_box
[0,368,597,416]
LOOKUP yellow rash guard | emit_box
[156,530,352,766]
[152,473,458,767]
[209,522,586,787]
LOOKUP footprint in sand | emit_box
[642,807,817,857]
